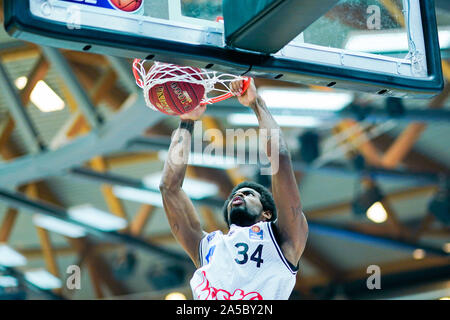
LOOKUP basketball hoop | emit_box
[132,59,250,113]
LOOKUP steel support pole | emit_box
[57,169,450,257]
[307,222,448,257]
[0,187,190,263]
[127,136,445,184]
[0,62,45,153]
[0,266,65,300]
[205,104,450,123]
[0,95,163,188]
[69,167,225,208]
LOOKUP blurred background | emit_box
[0,0,449,300]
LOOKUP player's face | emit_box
[227,187,265,227]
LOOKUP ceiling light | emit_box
[227,114,323,128]
[112,186,164,207]
[352,183,384,218]
[16,77,65,112]
[443,243,450,253]
[31,81,65,112]
[189,152,237,169]
[157,150,237,169]
[0,276,19,288]
[33,214,86,238]
[439,297,450,300]
[366,202,388,224]
[24,269,62,290]
[67,204,128,231]
[143,173,219,200]
[15,76,28,90]
[412,249,426,260]
[0,245,27,267]
[390,288,450,300]
[258,88,353,111]
[439,29,450,49]
[344,27,450,52]
[165,292,187,300]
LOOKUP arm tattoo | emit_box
[290,205,302,223]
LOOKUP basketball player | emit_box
[159,79,308,300]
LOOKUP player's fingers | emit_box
[231,80,242,96]
[180,104,206,120]
[197,104,207,114]
[230,81,238,94]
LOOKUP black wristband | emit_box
[179,120,194,133]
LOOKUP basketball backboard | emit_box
[3,0,444,98]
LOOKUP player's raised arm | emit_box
[159,106,207,268]
[231,80,308,267]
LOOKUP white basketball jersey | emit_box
[190,221,298,300]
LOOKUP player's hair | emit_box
[222,181,277,226]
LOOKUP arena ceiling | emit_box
[0,0,449,300]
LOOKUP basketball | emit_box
[147,66,206,116]
[109,0,143,12]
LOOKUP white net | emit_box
[133,60,248,111]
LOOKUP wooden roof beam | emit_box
[296,255,450,293]
[372,133,450,174]
[381,83,450,169]
[70,62,128,111]
[0,208,18,242]
[130,204,155,236]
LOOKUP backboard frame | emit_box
[3,0,444,98]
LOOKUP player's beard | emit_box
[229,205,259,227]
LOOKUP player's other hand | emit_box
[180,104,207,121]
[231,78,257,107]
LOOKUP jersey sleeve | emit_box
[268,222,300,274]
[197,231,210,267]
